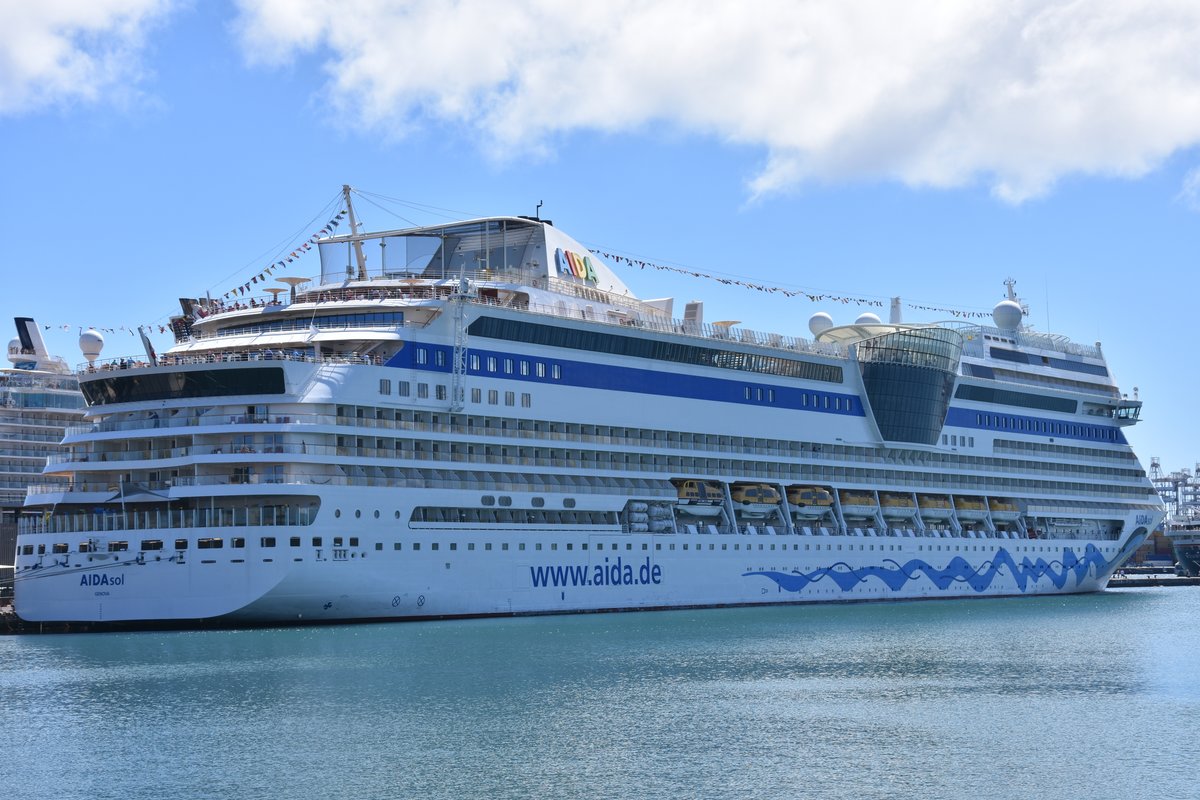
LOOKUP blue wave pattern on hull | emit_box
[744,543,1133,595]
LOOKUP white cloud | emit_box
[232,0,1200,202]
[0,0,174,114]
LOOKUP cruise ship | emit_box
[1,319,85,602]
[12,189,1166,627]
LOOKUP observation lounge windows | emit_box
[82,367,285,406]
[467,316,842,383]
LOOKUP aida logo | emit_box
[555,248,598,283]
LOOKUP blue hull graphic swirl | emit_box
[743,542,1137,596]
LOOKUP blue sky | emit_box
[3,1,1199,474]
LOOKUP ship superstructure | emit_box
[1,318,85,601]
[1151,460,1200,576]
[12,189,1165,626]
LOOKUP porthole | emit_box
[532,497,545,508]
[499,496,512,507]
[394,510,401,519]
[355,509,362,518]
[334,509,341,518]
[563,498,576,508]
[374,510,380,519]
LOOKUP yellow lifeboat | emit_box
[917,494,954,519]
[786,485,834,518]
[673,479,725,517]
[879,492,917,518]
[730,483,782,517]
[988,497,1021,522]
[953,495,989,520]
[838,489,878,518]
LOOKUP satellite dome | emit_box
[855,312,882,325]
[79,329,105,364]
[808,312,834,336]
[7,337,19,354]
[992,300,1023,330]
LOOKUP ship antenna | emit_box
[342,184,368,281]
[1004,277,1017,301]
[535,200,543,221]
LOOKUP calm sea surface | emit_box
[2,588,1197,800]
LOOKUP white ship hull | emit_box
[14,496,1150,625]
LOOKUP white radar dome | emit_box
[7,337,20,356]
[855,312,882,325]
[992,300,1023,330]
[808,312,834,336]
[79,329,105,364]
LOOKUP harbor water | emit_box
[2,588,1197,800]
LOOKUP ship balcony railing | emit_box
[173,472,675,497]
[181,317,422,342]
[17,504,317,536]
[26,480,175,495]
[41,445,1158,500]
[66,412,315,436]
[79,350,384,374]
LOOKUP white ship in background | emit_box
[1,319,85,601]
[12,187,1164,627]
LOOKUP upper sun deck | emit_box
[312,214,636,299]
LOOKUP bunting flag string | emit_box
[217,210,347,301]
[591,249,1010,320]
[40,324,172,336]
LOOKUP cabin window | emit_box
[379,379,391,395]
[398,381,411,397]
[175,539,188,550]
[505,391,515,406]
[261,537,276,547]
[416,348,428,365]
[521,393,531,408]
[436,385,447,401]
[417,383,429,399]
[471,388,482,403]
[435,350,446,367]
